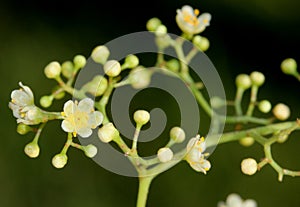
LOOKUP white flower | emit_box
[61,98,103,138]
[176,5,211,35]
[9,82,43,125]
[218,193,257,207]
[185,135,211,174]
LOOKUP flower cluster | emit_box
[218,193,257,207]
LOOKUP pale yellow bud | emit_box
[241,158,257,175]
[133,110,150,125]
[272,103,290,121]
[157,147,173,163]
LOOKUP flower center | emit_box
[183,9,200,26]
[67,111,89,130]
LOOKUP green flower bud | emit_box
[52,153,68,169]
[170,127,185,143]
[124,54,139,68]
[281,58,297,75]
[166,59,180,72]
[17,123,32,135]
[272,103,290,121]
[157,147,173,163]
[129,67,152,89]
[91,45,110,64]
[44,61,61,79]
[155,34,171,49]
[53,91,65,100]
[61,61,74,79]
[83,144,98,158]
[210,96,226,109]
[73,55,86,69]
[155,25,167,36]
[24,142,40,158]
[277,133,289,143]
[258,100,272,113]
[40,95,54,108]
[193,35,210,51]
[146,18,162,31]
[134,110,150,125]
[81,75,108,96]
[104,60,121,77]
[239,137,255,147]
[235,74,252,90]
[250,71,265,87]
[241,158,257,175]
[98,122,119,143]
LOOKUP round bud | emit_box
[52,153,68,169]
[40,95,54,108]
[155,34,171,49]
[250,71,265,86]
[17,123,32,135]
[170,127,185,143]
[155,25,167,36]
[129,67,152,89]
[134,110,150,125]
[73,55,86,69]
[239,137,255,147]
[82,75,108,96]
[146,18,162,31]
[193,35,210,51]
[210,96,226,109]
[157,147,173,163]
[124,54,139,68]
[98,122,119,143]
[53,91,65,100]
[61,61,74,79]
[24,142,40,158]
[235,74,252,90]
[281,58,297,75]
[258,100,272,113]
[272,103,290,121]
[44,61,61,79]
[104,60,121,77]
[241,158,257,175]
[166,59,180,72]
[91,45,110,64]
[83,144,98,158]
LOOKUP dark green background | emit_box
[1,0,300,206]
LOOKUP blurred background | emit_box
[1,0,300,206]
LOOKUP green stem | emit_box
[132,125,142,154]
[136,176,154,207]
[234,88,244,116]
[61,133,73,154]
[185,47,199,64]
[246,85,258,116]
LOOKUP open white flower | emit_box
[176,5,211,35]
[185,135,211,174]
[218,193,257,207]
[9,82,43,125]
[61,98,103,138]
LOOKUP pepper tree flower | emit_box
[61,98,103,138]
[9,82,43,125]
[176,5,211,35]
[218,193,257,207]
[185,135,211,174]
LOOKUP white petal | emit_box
[181,5,194,15]
[19,82,34,100]
[187,137,197,151]
[200,159,211,171]
[78,98,94,112]
[243,199,257,207]
[61,120,74,133]
[226,194,243,207]
[63,100,75,116]
[217,202,227,207]
[9,103,21,118]
[11,90,31,106]
[77,127,92,138]
[189,162,206,173]
[88,111,103,129]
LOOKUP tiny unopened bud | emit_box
[124,54,139,68]
[52,153,68,169]
[170,127,185,143]
[273,103,290,121]
[134,110,150,125]
[98,122,119,143]
[193,35,210,51]
[61,61,74,79]
[104,60,121,77]
[241,158,257,175]
[258,100,272,113]
[239,137,255,147]
[166,59,180,72]
[157,147,173,163]
[24,142,40,158]
[250,71,265,87]
[44,61,61,79]
[129,67,152,89]
[73,55,86,69]
[17,123,32,135]
[146,18,162,31]
[81,75,108,96]
[83,144,98,158]
[210,96,226,109]
[40,95,54,108]
[236,74,252,90]
[281,58,297,75]
[91,45,110,64]
[155,25,167,36]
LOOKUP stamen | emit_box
[194,9,200,16]
[61,112,66,116]
[72,132,77,137]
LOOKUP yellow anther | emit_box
[11,99,15,103]
[72,132,77,137]
[194,9,200,16]
[61,112,66,116]
[21,113,25,118]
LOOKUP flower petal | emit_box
[19,82,34,100]
[77,127,92,138]
[78,98,94,112]
[243,199,257,207]
[61,120,74,133]
[226,194,243,207]
[63,100,75,116]
[88,111,103,129]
